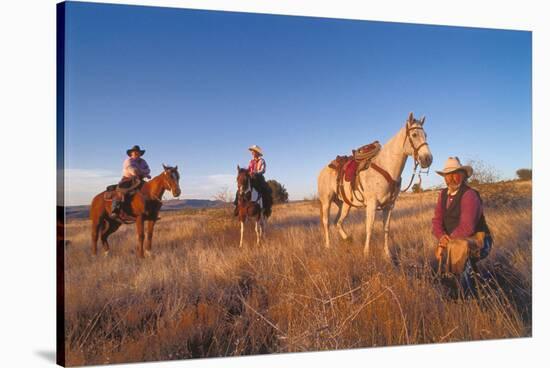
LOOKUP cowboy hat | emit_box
[436,156,473,178]
[126,145,146,157]
[248,145,263,156]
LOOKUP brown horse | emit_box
[236,166,270,247]
[90,164,181,258]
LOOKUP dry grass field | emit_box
[63,180,532,366]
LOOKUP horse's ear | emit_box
[408,112,414,123]
[420,116,425,125]
[162,163,168,170]
[174,165,178,171]
[237,165,240,172]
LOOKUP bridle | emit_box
[151,169,180,201]
[238,173,252,199]
[403,121,429,164]
[401,121,430,192]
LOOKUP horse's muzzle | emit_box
[173,188,181,197]
[419,153,433,169]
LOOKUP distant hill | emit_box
[64,199,227,219]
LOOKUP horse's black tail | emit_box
[263,187,273,219]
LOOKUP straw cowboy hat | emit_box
[126,145,146,157]
[248,145,263,156]
[436,156,473,178]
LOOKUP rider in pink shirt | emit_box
[234,145,272,216]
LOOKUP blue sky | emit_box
[63,2,531,205]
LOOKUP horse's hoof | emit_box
[343,236,353,243]
[144,250,152,258]
[103,250,110,257]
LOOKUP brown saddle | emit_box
[103,180,144,224]
[328,141,382,207]
[329,141,381,185]
[103,178,143,201]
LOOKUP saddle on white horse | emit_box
[328,141,383,207]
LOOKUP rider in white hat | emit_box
[432,156,493,295]
[247,145,265,176]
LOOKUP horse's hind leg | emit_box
[101,220,121,256]
[336,202,352,242]
[91,219,102,256]
[320,197,332,248]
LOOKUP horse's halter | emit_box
[400,120,430,192]
[160,169,180,198]
[403,121,429,164]
[237,172,251,198]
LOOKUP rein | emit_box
[145,173,175,202]
[400,122,430,192]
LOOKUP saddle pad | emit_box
[344,160,358,182]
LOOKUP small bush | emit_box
[516,168,532,181]
[267,180,289,204]
[411,183,422,193]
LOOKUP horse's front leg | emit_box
[239,220,245,248]
[382,206,393,260]
[144,220,155,257]
[136,215,145,258]
[363,199,377,257]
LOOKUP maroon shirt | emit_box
[432,186,482,240]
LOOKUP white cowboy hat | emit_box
[436,156,473,178]
[248,145,263,156]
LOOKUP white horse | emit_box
[318,112,433,258]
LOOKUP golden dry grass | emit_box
[63,180,531,366]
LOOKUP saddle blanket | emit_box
[344,160,358,182]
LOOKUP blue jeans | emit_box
[460,235,493,294]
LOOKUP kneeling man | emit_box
[432,157,493,290]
